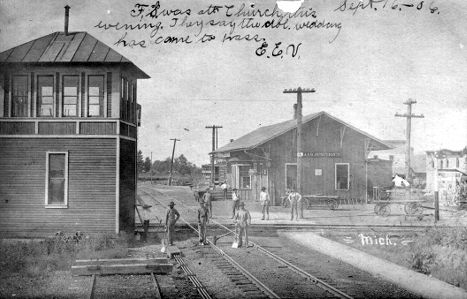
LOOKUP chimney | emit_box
[293,103,298,119]
[64,5,70,35]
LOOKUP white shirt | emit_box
[232,192,239,201]
[259,191,269,206]
[221,183,227,190]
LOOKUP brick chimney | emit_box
[64,5,70,35]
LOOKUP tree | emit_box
[137,150,144,173]
[143,157,152,173]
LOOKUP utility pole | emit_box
[168,138,180,186]
[395,99,424,184]
[283,87,316,199]
[206,125,223,186]
[150,152,153,185]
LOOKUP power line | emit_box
[283,87,316,213]
[395,99,424,183]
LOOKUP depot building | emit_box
[213,111,392,205]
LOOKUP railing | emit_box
[0,118,137,138]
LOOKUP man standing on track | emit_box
[288,189,302,221]
[203,187,213,218]
[234,201,251,248]
[165,201,180,246]
[231,188,240,219]
[259,186,270,220]
[221,181,228,201]
[197,200,209,245]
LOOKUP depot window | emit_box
[335,163,349,190]
[45,152,68,208]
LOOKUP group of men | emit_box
[165,185,304,248]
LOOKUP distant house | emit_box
[0,7,149,237]
[213,111,392,204]
[369,140,426,186]
[425,148,467,206]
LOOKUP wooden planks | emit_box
[75,257,168,265]
[166,246,181,259]
[71,258,173,276]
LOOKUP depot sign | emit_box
[297,152,342,158]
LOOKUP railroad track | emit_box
[87,272,163,299]
[140,187,354,299]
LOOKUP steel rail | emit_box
[174,255,212,299]
[88,274,96,299]
[140,187,353,298]
[150,272,162,299]
[140,188,279,299]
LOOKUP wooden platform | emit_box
[71,258,173,276]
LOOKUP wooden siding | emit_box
[0,121,35,134]
[80,122,116,135]
[38,122,76,135]
[119,139,136,233]
[265,114,371,202]
[0,138,117,237]
[129,125,136,139]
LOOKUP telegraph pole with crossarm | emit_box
[283,87,316,201]
[206,125,223,186]
[395,99,424,184]
[168,138,181,186]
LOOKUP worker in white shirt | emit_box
[221,181,228,200]
[287,189,302,221]
[259,187,270,220]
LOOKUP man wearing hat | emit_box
[233,201,251,247]
[165,201,180,246]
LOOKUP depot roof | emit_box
[214,111,392,153]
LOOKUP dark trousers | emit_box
[237,225,249,247]
[206,201,212,218]
[167,220,176,245]
[261,204,269,219]
[232,200,239,217]
[198,222,207,243]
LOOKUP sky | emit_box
[1,0,466,166]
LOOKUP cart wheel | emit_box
[405,203,423,215]
[374,204,381,215]
[379,204,391,217]
[327,199,338,210]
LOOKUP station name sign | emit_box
[297,152,342,158]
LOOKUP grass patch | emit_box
[323,226,467,290]
[0,231,131,278]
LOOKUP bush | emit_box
[408,226,467,278]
